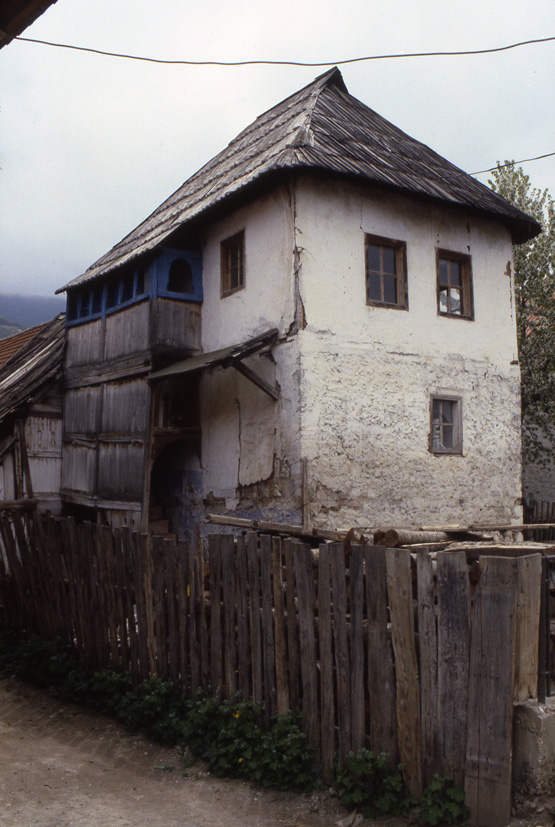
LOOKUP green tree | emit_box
[489,162,555,466]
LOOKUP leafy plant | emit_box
[419,774,469,825]
[333,749,413,817]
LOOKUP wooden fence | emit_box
[0,512,544,827]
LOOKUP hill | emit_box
[0,293,65,331]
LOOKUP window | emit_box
[167,258,193,294]
[365,234,408,309]
[430,396,463,454]
[221,231,245,295]
[437,250,473,319]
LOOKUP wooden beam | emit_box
[232,359,279,400]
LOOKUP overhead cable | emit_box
[14,34,555,67]
[472,152,555,175]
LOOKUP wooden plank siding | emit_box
[0,514,544,825]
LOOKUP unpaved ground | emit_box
[0,678,404,827]
[0,678,549,827]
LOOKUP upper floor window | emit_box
[365,234,408,309]
[221,231,245,296]
[437,250,473,320]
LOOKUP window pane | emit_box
[432,399,441,422]
[450,261,462,287]
[383,274,397,304]
[441,401,453,424]
[439,259,449,285]
[382,246,396,274]
[367,272,382,302]
[450,288,461,314]
[439,288,449,313]
[367,245,381,272]
[442,424,454,448]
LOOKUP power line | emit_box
[14,34,555,67]
[472,152,555,175]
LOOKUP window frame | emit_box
[221,231,245,297]
[436,249,474,320]
[429,395,463,455]
[365,233,408,310]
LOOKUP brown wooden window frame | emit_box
[365,234,408,310]
[436,249,474,320]
[221,231,245,297]
[429,395,463,455]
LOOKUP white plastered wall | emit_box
[198,184,304,519]
[293,175,523,528]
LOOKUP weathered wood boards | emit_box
[0,514,544,824]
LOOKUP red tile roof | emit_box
[0,323,47,366]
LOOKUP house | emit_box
[56,68,540,537]
[0,313,65,511]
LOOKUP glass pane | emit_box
[442,424,454,448]
[441,401,453,424]
[383,275,398,304]
[439,288,449,313]
[382,246,396,274]
[450,261,462,287]
[438,259,449,285]
[367,272,382,302]
[432,399,441,422]
[432,426,441,449]
[367,245,380,272]
[450,287,461,314]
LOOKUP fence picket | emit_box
[417,548,440,785]
[317,542,335,781]
[293,540,319,749]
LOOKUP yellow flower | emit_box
[233,711,241,719]
[238,757,243,763]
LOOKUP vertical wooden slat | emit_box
[188,534,200,693]
[437,551,471,786]
[100,525,120,667]
[293,541,319,749]
[514,554,542,702]
[330,540,351,762]
[417,548,440,785]
[176,539,189,691]
[132,531,151,680]
[113,527,131,671]
[465,556,518,827]
[317,542,335,782]
[271,536,289,715]
[79,522,101,668]
[198,538,210,690]
[247,531,263,706]
[221,534,237,699]
[236,536,251,699]
[164,538,180,685]
[365,544,398,763]
[91,523,111,669]
[284,538,300,710]
[260,534,276,721]
[386,547,422,797]
[208,534,223,697]
[350,543,365,754]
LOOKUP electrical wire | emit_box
[14,34,555,67]
[473,153,555,175]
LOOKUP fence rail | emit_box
[0,512,545,827]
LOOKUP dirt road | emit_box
[0,678,368,827]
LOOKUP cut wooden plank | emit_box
[208,534,223,698]
[164,538,180,685]
[350,544,365,754]
[221,534,237,699]
[198,538,210,690]
[271,536,289,715]
[176,539,189,691]
[131,531,151,681]
[260,534,276,721]
[436,551,471,786]
[284,538,301,710]
[330,540,351,763]
[188,535,200,692]
[514,554,542,701]
[236,536,251,699]
[100,525,120,667]
[317,542,335,782]
[365,545,398,764]
[386,547,422,797]
[417,548,440,785]
[246,531,263,706]
[293,540,319,748]
[465,556,518,827]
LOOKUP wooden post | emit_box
[465,556,518,827]
[271,536,289,715]
[317,542,335,781]
[513,554,542,702]
[417,548,440,785]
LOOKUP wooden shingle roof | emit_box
[59,68,540,293]
[0,313,65,423]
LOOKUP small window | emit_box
[135,267,145,296]
[91,284,103,315]
[79,290,90,318]
[221,231,245,296]
[437,250,473,319]
[121,272,134,303]
[168,258,193,294]
[430,396,463,454]
[67,291,78,321]
[106,279,120,309]
[365,234,408,309]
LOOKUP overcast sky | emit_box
[1,0,554,298]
